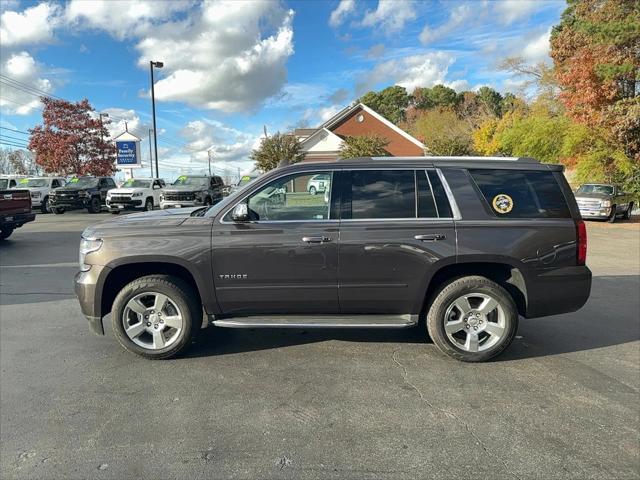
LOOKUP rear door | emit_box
[337,169,457,315]
[212,169,339,315]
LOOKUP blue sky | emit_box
[0,0,565,180]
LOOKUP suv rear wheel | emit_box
[111,275,200,359]
[427,276,518,362]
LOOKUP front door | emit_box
[338,169,457,314]
[212,170,339,315]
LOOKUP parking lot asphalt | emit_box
[1,212,639,480]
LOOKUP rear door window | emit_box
[469,169,570,218]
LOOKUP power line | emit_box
[0,140,29,149]
[0,126,29,135]
[0,134,28,143]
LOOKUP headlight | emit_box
[601,200,611,207]
[79,190,89,198]
[79,237,103,272]
[31,191,41,198]
[132,192,143,197]
[49,190,56,196]
[159,194,164,200]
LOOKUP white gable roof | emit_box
[320,102,425,150]
[300,128,344,152]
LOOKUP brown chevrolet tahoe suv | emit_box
[75,157,592,362]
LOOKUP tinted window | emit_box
[242,171,332,221]
[470,169,570,218]
[416,171,437,218]
[349,170,415,219]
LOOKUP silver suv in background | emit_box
[160,175,224,209]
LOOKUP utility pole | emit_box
[99,113,109,160]
[207,149,213,176]
[148,129,154,178]
[149,60,163,178]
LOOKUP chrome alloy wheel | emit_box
[443,293,506,353]
[122,292,184,350]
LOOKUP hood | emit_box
[19,186,49,193]
[82,207,203,239]
[55,186,93,193]
[108,188,145,195]
[163,185,206,193]
[575,192,611,200]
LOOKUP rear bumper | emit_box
[525,266,592,318]
[74,265,110,335]
[1,212,35,229]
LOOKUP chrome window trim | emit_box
[436,168,461,220]
[219,166,461,224]
[424,169,440,218]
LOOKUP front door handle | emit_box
[414,234,446,241]
[302,236,332,244]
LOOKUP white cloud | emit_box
[329,0,356,28]
[0,52,52,115]
[0,2,61,47]
[65,0,193,40]
[361,0,416,34]
[101,108,151,141]
[419,4,474,44]
[494,0,546,25]
[358,51,461,94]
[179,119,258,166]
[137,1,295,112]
[522,28,551,62]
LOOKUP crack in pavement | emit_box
[392,349,522,480]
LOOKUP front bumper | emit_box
[1,211,36,229]
[578,205,611,219]
[50,197,89,209]
[160,200,202,209]
[106,198,143,210]
[74,265,110,335]
[525,265,592,318]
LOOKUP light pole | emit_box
[207,148,213,176]
[99,113,109,160]
[148,129,154,178]
[149,60,163,178]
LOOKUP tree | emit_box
[250,132,304,172]
[338,135,390,159]
[550,0,639,127]
[410,108,474,156]
[498,56,559,103]
[359,86,410,124]
[28,97,115,175]
[8,149,38,175]
[412,85,459,110]
[476,86,504,118]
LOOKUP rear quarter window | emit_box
[469,169,570,219]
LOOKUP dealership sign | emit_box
[113,129,142,169]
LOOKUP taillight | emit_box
[576,220,587,265]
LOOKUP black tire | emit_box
[608,205,617,223]
[52,207,65,214]
[110,210,120,215]
[309,186,317,195]
[111,275,200,359]
[0,227,14,240]
[88,197,101,214]
[41,196,50,214]
[624,202,633,220]
[426,276,518,362]
[144,198,154,211]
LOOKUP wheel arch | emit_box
[423,261,528,317]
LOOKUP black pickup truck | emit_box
[0,188,35,240]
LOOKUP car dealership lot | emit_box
[1,213,638,479]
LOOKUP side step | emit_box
[212,314,417,329]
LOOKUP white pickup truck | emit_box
[106,178,165,214]
[13,177,67,213]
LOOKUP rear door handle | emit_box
[414,234,446,241]
[302,236,332,244]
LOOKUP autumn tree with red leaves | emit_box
[28,97,116,176]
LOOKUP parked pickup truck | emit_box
[76,156,592,362]
[106,178,166,214]
[14,176,67,213]
[160,175,224,209]
[49,176,117,214]
[575,183,634,222]
[0,189,35,240]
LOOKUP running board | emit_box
[212,314,417,329]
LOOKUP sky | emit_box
[0,0,566,181]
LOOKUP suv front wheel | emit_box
[111,275,200,359]
[427,276,518,362]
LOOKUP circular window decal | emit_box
[492,194,514,214]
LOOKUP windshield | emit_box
[577,184,614,195]
[122,179,151,188]
[18,178,48,188]
[68,177,99,188]
[173,176,208,187]
[237,175,256,187]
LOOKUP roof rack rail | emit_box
[367,156,539,163]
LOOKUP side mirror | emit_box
[231,203,249,222]
[153,184,161,189]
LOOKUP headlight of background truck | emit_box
[79,238,103,272]
[601,200,611,207]
[132,192,143,197]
